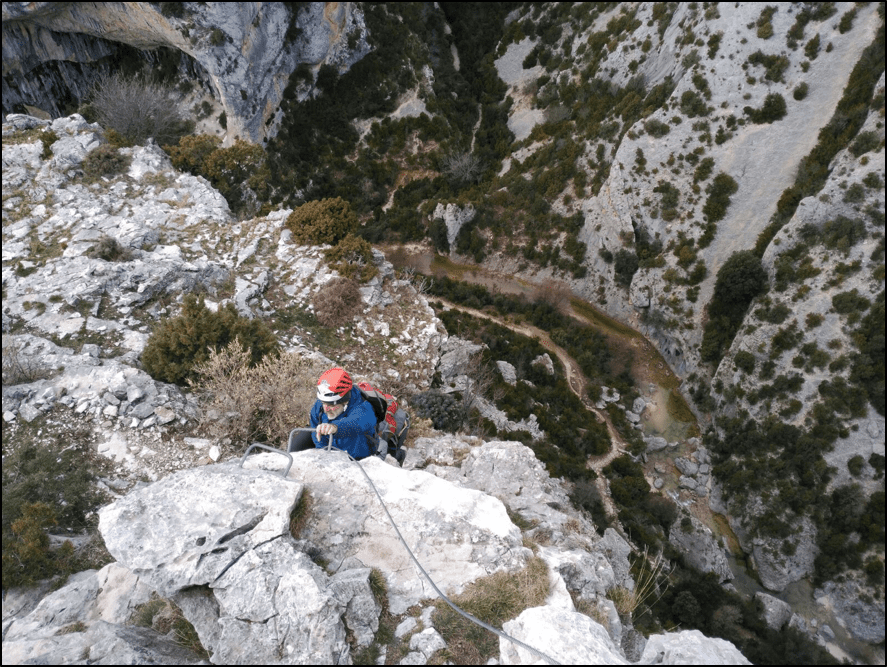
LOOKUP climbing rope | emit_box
[323,440,562,666]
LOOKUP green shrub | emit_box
[680,90,709,117]
[323,233,378,282]
[411,390,465,432]
[843,182,865,204]
[141,294,278,386]
[849,131,881,157]
[614,249,639,286]
[644,118,671,137]
[838,8,857,34]
[755,302,790,324]
[734,350,756,373]
[2,502,75,589]
[793,82,809,101]
[847,455,865,477]
[832,289,870,314]
[747,51,790,82]
[701,251,768,363]
[693,157,715,183]
[165,133,221,174]
[164,135,269,214]
[702,172,739,224]
[286,197,359,246]
[804,34,820,60]
[744,93,787,124]
[756,7,778,40]
[82,144,131,178]
[862,172,883,189]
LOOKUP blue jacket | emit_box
[309,385,377,460]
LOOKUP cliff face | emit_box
[488,3,885,619]
[1,2,369,143]
[492,2,883,383]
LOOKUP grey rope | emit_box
[323,441,561,666]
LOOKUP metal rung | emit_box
[239,443,294,478]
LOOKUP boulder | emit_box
[496,359,518,385]
[245,450,528,615]
[99,463,303,596]
[457,441,587,538]
[432,203,475,249]
[188,539,349,664]
[674,457,699,476]
[531,353,554,375]
[639,629,751,664]
[1,564,188,665]
[749,516,818,592]
[645,435,669,452]
[754,592,792,630]
[500,605,628,664]
[538,546,617,601]
[668,516,733,583]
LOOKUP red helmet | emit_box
[317,368,353,403]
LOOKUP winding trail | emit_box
[435,298,629,527]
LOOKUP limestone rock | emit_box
[496,359,518,385]
[815,580,885,644]
[197,539,348,664]
[629,269,652,308]
[2,3,370,144]
[244,450,528,615]
[1,564,182,665]
[755,592,792,631]
[457,440,589,539]
[538,546,617,601]
[749,516,818,593]
[432,203,476,250]
[98,463,304,596]
[500,605,628,665]
[531,352,554,375]
[329,568,381,648]
[668,516,732,583]
[639,629,751,664]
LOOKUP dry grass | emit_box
[289,489,313,539]
[314,276,362,327]
[433,556,549,664]
[607,545,673,618]
[2,337,52,386]
[192,341,329,447]
[130,593,208,659]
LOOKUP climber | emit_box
[287,368,377,460]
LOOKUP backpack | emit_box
[357,381,410,463]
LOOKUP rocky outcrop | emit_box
[2,114,444,442]
[668,515,732,583]
[4,440,753,665]
[639,629,752,665]
[815,579,886,644]
[755,592,792,631]
[2,2,370,143]
[432,202,475,251]
[1,564,195,665]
